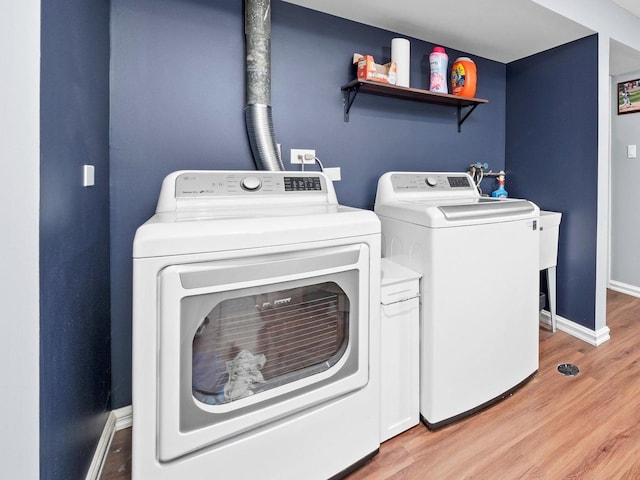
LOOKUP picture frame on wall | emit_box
[617,79,640,115]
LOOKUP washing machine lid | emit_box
[134,170,380,258]
[376,197,537,227]
[374,171,539,227]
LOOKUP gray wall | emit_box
[0,1,40,478]
[611,71,640,291]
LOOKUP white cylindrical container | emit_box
[429,46,448,93]
[392,38,410,88]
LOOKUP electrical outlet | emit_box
[290,149,316,164]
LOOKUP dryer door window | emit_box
[191,281,349,405]
[155,243,371,462]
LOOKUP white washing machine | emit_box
[132,170,381,479]
[374,172,540,429]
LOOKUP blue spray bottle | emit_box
[491,172,508,199]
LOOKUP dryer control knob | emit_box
[241,176,262,191]
[426,176,438,187]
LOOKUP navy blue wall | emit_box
[506,35,598,329]
[40,0,111,478]
[110,0,507,407]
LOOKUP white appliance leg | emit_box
[546,266,557,333]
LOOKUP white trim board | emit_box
[609,280,640,299]
[540,310,611,346]
[85,406,133,480]
[114,404,133,430]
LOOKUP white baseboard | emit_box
[114,404,133,430]
[85,406,133,480]
[609,280,640,299]
[540,310,610,346]
[85,411,117,480]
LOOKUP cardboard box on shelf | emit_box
[353,54,397,85]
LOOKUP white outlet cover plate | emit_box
[290,149,316,164]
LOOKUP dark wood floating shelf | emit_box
[340,79,489,132]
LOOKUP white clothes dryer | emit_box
[132,170,381,479]
[375,172,540,429]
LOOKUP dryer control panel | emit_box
[155,170,338,213]
[174,171,328,197]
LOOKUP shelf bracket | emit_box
[342,85,360,122]
[457,103,479,132]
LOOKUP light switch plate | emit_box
[83,165,95,187]
[628,145,637,159]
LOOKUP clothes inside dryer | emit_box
[191,282,349,405]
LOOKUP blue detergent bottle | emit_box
[491,172,508,199]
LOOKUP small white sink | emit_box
[539,211,562,270]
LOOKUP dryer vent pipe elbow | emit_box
[244,0,284,171]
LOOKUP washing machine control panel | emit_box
[390,173,474,192]
[174,172,328,197]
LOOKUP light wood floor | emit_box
[101,289,640,480]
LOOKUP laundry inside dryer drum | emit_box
[191,282,349,405]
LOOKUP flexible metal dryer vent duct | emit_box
[245,0,284,171]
